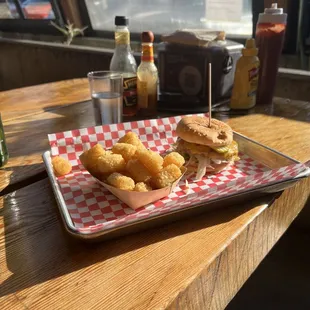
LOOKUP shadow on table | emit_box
[0,178,277,297]
[227,197,310,310]
[0,164,47,196]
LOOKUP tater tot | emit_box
[88,143,105,157]
[107,173,135,191]
[163,152,185,168]
[118,132,145,149]
[79,144,105,170]
[126,159,152,182]
[135,149,163,175]
[52,156,72,177]
[151,164,182,189]
[118,170,133,178]
[112,143,137,162]
[79,150,89,168]
[134,182,152,192]
[97,153,126,174]
[86,144,105,164]
[96,173,110,183]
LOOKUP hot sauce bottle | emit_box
[255,3,287,106]
[137,31,158,116]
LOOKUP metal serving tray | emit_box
[43,116,310,241]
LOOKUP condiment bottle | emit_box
[110,16,137,116]
[137,31,158,116]
[0,113,9,168]
[230,39,260,110]
[255,3,287,106]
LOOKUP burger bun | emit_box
[176,116,233,147]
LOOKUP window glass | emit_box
[0,0,56,19]
[20,0,55,19]
[85,0,252,37]
[0,0,20,18]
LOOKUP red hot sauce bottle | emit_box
[255,3,287,106]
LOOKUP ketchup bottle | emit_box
[255,3,287,106]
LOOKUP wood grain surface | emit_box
[0,176,309,310]
[0,100,95,193]
[1,92,310,194]
[0,80,310,309]
[0,78,90,122]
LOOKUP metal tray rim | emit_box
[233,131,300,164]
[43,151,80,235]
[43,131,310,240]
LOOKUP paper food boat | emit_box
[95,172,184,210]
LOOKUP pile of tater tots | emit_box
[79,132,186,191]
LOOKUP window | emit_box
[0,0,63,33]
[1,0,58,19]
[84,0,253,38]
[0,1,17,18]
[4,0,56,19]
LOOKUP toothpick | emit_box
[208,63,212,127]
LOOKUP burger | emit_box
[175,116,239,180]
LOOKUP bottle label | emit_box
[248,66,259,97]
[123,76,137,107]
[141,45,154,62]
[137,80,148,108]
[115,32,130,45]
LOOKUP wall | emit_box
[0,39,113,91]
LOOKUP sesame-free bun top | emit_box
[176,116,233,147]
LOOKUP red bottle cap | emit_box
[141,31,154,43]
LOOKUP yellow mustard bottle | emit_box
[230,38,260,109]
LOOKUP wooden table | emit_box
[1,80,310,310]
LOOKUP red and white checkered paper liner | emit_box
[48,114,309,234]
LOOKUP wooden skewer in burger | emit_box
[175,63,239,180]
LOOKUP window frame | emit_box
[0,0,65,35]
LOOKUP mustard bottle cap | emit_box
[242,39,258,56]
[245,38,256,48]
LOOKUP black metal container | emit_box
[157,40,243,112]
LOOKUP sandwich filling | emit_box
[175,138,239,180]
